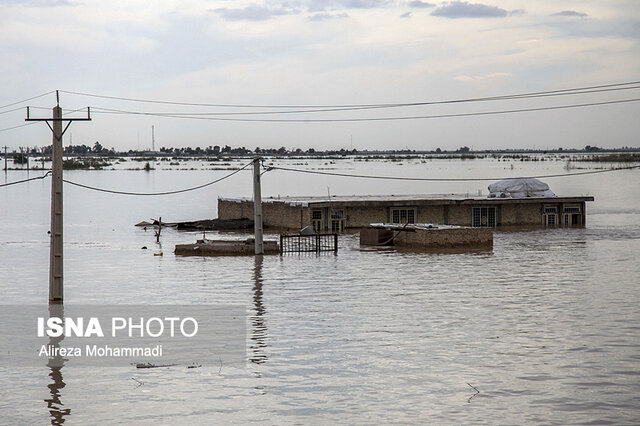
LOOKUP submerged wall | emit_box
[361,226,493,249]
[395,227,493,248]
[218,199,308,231]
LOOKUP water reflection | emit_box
[44,305,70,425]
[250,256,268,364]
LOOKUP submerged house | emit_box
[218,178,594,232]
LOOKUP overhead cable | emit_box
[89,98,640,123]
[0,122,38,133]
[267,164,640,181]
[0,107,27,116]
[0,104,90,133]
[73,85,640,117]
[60,80,640,109]
[0,172,51,188]
[62,162,252,195]
[0,91,55,110]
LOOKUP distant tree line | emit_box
[3,143,639,159]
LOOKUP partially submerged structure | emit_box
[136,218,253,231]
[175,238,279,256]
[218,178,593,232]
[361,223,493,249]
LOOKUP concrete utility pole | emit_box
[253,157,264,255]
[26,91,91,304]
[3,146,7,171]
[49,107,63,303]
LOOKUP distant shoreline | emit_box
[3,151,639,171]
[3,142,640,161]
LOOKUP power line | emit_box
[0,107,27,116]
[0,122,38,133]
[0,91,55,110]
[60,80,640,109]
[2,82,637,134]
[62,161,252,195]
[76,85,640,117]
[0,172,51,188]
[90,97,640,123]
[0,107,90,133]
[267,164,640,181]
[2,160,636,192]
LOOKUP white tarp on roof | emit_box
[488,178,556,198]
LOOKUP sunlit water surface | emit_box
[1,157,639,424]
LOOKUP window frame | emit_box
[389,207,417,224]
[471,206,497,227]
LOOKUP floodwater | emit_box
[1,156,639,424]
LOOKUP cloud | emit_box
[307,0,389,12]
[454,72,513,81]
[519,39,542,44]
[551,10,588,18]
[400,11,412,18]
[408,0,435,8]
[1,0,73,6]
[212,4,298,21]
[431,1,509,18]
[308,12,349,21]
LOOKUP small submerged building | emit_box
[218,178,593,232]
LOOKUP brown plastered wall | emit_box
[343,206,390,228]
[394,227,493,248]
[447,205,472,226]
[416,205,445,224]
[501,203,543,225]
[218,199,252,220]
[217,199,308,230]
[262,202,308,231]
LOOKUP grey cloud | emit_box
[408,1,435,8]
[307,0,389,12]
[400,11,412,18]
[431,1,508,18]
[308,12,349,21]
[213,4,298,21]
[551,10,588,17]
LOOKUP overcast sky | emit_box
[0,0,639,151]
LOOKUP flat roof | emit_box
[370,222,465,230]
[219,193,594,207]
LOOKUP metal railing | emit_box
[279,233,338,254]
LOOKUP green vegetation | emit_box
[62,158,112,170]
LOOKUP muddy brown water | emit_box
[1,156,639,424]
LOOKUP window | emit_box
[472,207,496,227]
[312,209,323,232]
[546,214,556,225]
[390,208,416,224]
[543,204,559,226]
[562,205,582,226]
[330,209,345,233]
